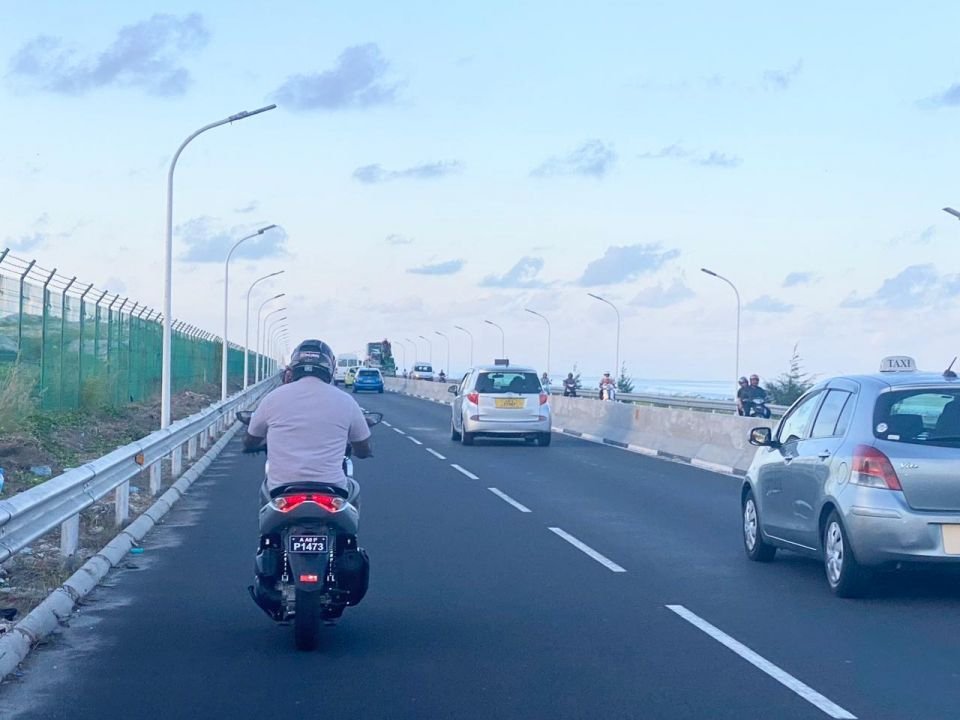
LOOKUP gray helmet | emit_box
[289,339,335,383]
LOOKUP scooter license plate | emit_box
[289,535,328,553]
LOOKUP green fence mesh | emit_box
[0,252,274,411]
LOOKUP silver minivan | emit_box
[743,356,960,596]
[449,365,552,446]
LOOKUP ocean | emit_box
[571,376,735,401]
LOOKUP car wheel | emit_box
[378,388,384,393]
[823,511,869,598]
[451,420,461,441]
[537,432,552,447]
[743,491,776,562]
[461,430,475,446]
[524,436,536,444]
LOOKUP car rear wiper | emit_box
[922,435,960,442]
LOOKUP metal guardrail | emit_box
[0,377,279,563]
[544,386,789,417]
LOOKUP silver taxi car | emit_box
[743,356,960,597]
[449,364,552,446]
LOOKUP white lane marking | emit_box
[407,436,423,445]
[547,527,626,573]
[382,421,393,427]
[392,427,406,435]
[426,448,446,460]
[488,487,531,513]
[665,605,856,719]
[450,464,479,480]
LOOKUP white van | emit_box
[334,353,360,384]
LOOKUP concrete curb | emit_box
[0,421,242,681]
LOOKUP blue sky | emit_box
[2,1,960,382]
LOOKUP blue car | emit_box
[353,368,384,393]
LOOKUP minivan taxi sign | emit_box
[880,355,917,372]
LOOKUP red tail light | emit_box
[539,393,548,405]
[299,574,319,583]
[851,445,902,491]
[466,392,479,405]
[273,493,346,512]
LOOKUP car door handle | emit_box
[818,451,832,460]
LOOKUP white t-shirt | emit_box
[248,378,371,491]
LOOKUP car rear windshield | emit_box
[873,389,960,447]
[357,370,379,377]
[475,372,541,394]
[414,365,432,372]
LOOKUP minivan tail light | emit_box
[539,393,548,405]
[851,445,902,491]
[466,392,479,405]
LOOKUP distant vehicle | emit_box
[344,367,357,388]
[448,364,551,446]
[743,355,960,597]
[334,353,360,385]
[410,363,434,381]
[353,368,384,394]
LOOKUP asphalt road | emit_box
[4,389,960,719]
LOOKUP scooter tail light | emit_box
[272,493,346,512]
[851,445,902,491]
[466,392,479,405]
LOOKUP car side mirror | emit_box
[364,411,383,427]
[448,384,459,395]
[749,427,778,448]
[236,410,252,425]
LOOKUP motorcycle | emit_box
[743,397,771,419]
[237,409,383,651]
[599,383,617,401]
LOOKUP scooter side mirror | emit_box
[364,412,384,428]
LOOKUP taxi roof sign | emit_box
[879,356,917,373]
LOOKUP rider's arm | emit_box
[347,401,373,459]
[243,396,271,449]
[352,438,373,458]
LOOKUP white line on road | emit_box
[392,427,406,435]
[450,464,479,480]
[665,605,856,719]
[382,421,392,427]
[547,527,626,573]
[407,436,423,445]
[488,488,531,513]
[426,448,446,460]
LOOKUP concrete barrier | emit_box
[384,377,776,475]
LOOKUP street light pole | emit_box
[161,103,277,428]
[405,338,418,366]
[418,334,433,364]
[525,308,551,376]
[256,294,285,383]
[484,320,505,358]
[260,311,286,380]
[244,270,284,389]
[222,224,278,400]
[435,331,451,375]
[454,325,474,367]
[700,268,741,385]
[395,342,406,373]
[587,293,620,378]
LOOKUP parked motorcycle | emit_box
[237,409,383,651]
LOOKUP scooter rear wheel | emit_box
[294,589,322,651]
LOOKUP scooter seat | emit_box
[268,483,350,500]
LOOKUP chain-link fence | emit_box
[0,248,271,411]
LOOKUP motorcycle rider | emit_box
[744,373,770,417]
[599,372,616,400]
[540,372,551,393]
[736,376,750,415]
[563,372,578,397]
[243,339,373,611]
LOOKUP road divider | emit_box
[385,378,775,475]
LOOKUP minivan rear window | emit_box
[475,372,541,394]
[873,389,960,447]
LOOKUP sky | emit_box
[2,1,960,383]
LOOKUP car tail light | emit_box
[539,393,548,405]
[851,445,902,491]
[467,392,479,405]
[272,493,346,512]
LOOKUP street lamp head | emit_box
[228,104,277,123]
[257,224,279,234]
[587,292,603,301]
[944,207,960,220]
[484,319,496,327]
[700,267,718,277]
